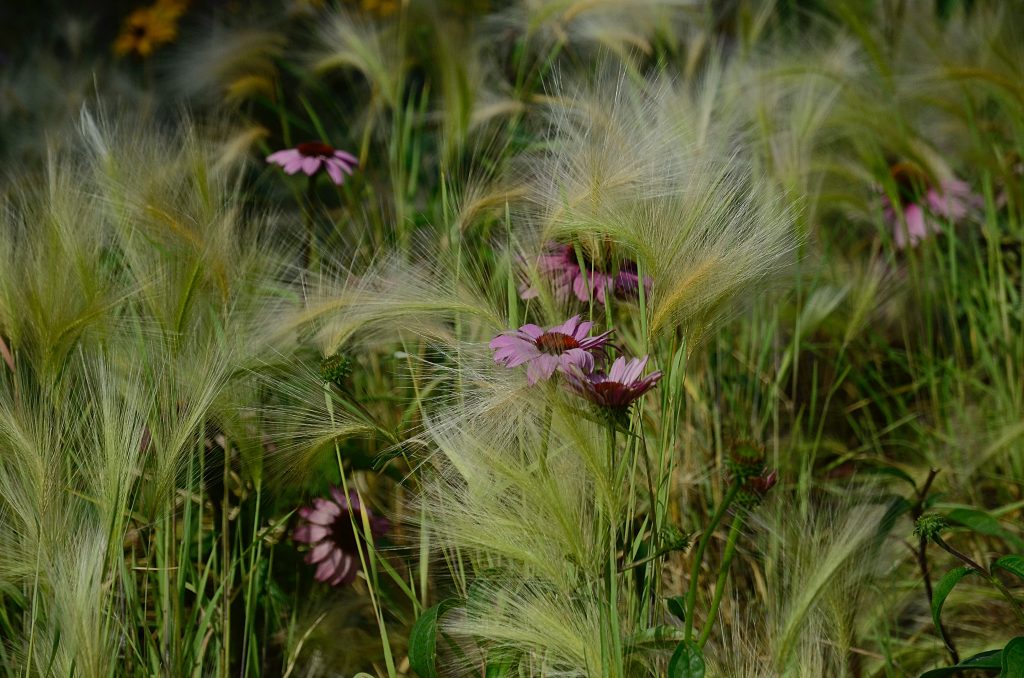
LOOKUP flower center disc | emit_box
[535,332,580,354]
[297,141,336,157]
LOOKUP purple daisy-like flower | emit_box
[568,355,662,410]
[267,141,358,186]
[292,488,389,587]
[519,243,652,303]
[882,163,979,250]
[489,315,612,385]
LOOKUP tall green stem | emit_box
[684,479,741,643]
[698,514,744,648]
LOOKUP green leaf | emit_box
[625,626,684,652]
[994,555,1024,583]
[918,648,1002,677]
[1002,637,1024,677]
[408,599,459,678]
[931,567,976,645]
[667,595,687,622]
[668,641,705,678]
[947,508,1024,551]
[485,652,517,678]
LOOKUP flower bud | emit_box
[320,352,353,389]
[913,514,948,542]
[726,439,767,481]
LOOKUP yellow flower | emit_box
[113,1,188,58]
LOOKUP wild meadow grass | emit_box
[0,0,1022,676]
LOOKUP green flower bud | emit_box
[659,524,691,553]
[726,439,767,481]
[913,514,949,541]
[320,353,353,389]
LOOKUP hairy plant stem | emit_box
[684,478,742,643]
[911,469,958,663]
[697,513,744,648]
[933,536,1024,625]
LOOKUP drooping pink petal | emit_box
[283,156,306,174]
[314,548,343,581]
[334,150,359,166]
[560,349,594,374]
[490,335,541,367]
[329,554,356,586]
[293,523,330,543]
[298,507,335,526]
[302,156,322,176]
[571,319,593,340]
[306,541,335,565]
[517,324,545,339]
[324,160,345,185]
[267,149,300,165]
[525,354,561,385]
[312,497,342,516]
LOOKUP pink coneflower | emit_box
[292,488,389,587]
[520,243,651,303]
[489,315,612,385]
[266,141,358,186]
[568,355,662,410]
[883,163,979,250]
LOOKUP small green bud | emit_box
[659,524,691,553]
[726,439,767,481]
[913,514,949,541]
[320,352,353,389]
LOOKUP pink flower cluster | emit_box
[882,167,980,249]
[520,244,651,304]
[490,315,661,411]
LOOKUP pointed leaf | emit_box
[931,567,975,645]
[946,508,1024,551]
[408,599,459,678]
[668,641,705,678]
[1002,637,1024,676]
[994,555,1024,583]
[918,648,1002,677]
[667,595,687,622]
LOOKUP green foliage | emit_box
[408,599,459,678]
[668,641,705,678]
[931,567,977,647]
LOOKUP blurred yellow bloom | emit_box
[114,0,189,58]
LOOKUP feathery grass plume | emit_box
[414,371,643,675]
[721,38,862,230]
[299,245,505,356]
[167,25,285,107]
[310,7,406,119]
[490,0,695,66]
[0,106,310,673]
[0,357,161,675]
[516,68,797,340]
[709,500,894,677]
